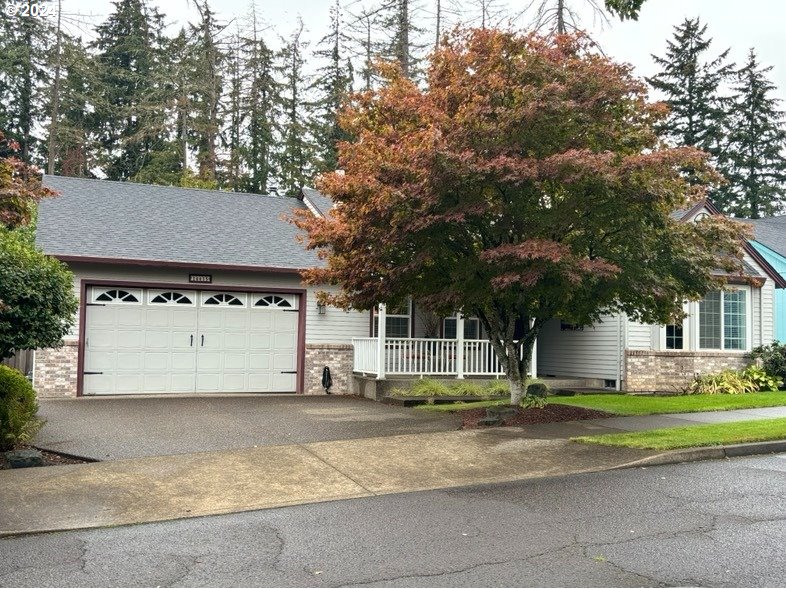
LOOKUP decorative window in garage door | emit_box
[201,292,246,307]
[149,291,195,305]
[92,288,142,304]
[254,294,294,308]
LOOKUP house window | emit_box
[150,291,194,305]
[93,288,141,304]
[723,290,747,350]
[372,301,411,338]
[202,293,245,307]
[255,295,292,308]
[665,324,683,350]
[699,289,747,350]
[443,317,480,340]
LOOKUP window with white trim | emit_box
[665,324,684,350]
[255,295,293,308]
[202,293,246,307]
[443,317,480,339]
[92,288,141,304]
[149,291,194,305]
[699,289,748,350]
[372,301,411,338]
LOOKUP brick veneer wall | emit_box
[625,350,752,392]
[304,344,354,395]
[33,340,79,398]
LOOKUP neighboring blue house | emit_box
[747,215,786,342]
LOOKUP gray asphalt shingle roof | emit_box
[36,175,322,270]
[745,216,786,258]
[301,187,334,217]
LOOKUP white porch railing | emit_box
[352,336,535,378]
[353,337,379,374]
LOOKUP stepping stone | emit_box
[5,449,44,468]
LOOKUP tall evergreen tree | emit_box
[242,6,278,194]
[222,32,246,191]
[275,21,315,195]
[91,0,169,180]
[347,8,380,91]
[187,0,225,185]
[529,0,648,33]
[648,18,733,161]
[721,50,786,217]
[379,0,424,79]
[311,0,354,173]
[0,0,55,164]
[45,35,100,177]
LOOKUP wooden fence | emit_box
[1,350,34,376]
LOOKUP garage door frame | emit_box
[76,279,307,396]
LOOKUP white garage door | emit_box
[84,287,299,395]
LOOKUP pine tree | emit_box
[45,35,100,177]
[347,8,380,91]
[0,0,55,164]
[275,21,315,195]
[648,18,733,160]
[187,0,224,185]
[222,31,246,191]
[722,50,786,218]
[311,0,354,173]
[465,0,508,29]
[91,0,169,180]
[242,6,278,194]
[169,29,192,178]
[378,0,425,79]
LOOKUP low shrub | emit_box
[392,378,451,397]
[521,394,547,409]
[526,383,548,398]
[751,343,786,388]
[0,365,43,451]
[742,365,784,392]
[450,381,486,397]
[682,366,783,395]
[392,378,515,398]
[485,380,510,396]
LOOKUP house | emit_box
[32,177,785,398]
[745,215,786,343]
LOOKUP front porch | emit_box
[352,336,537,379]
[351,306,536,380]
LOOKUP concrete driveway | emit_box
[35,395,461,461]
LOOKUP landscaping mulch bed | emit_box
[462,403,614,429]
[1,445,93,470]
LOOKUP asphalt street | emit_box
[2,453,786,587]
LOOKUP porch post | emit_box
[456,311,465,379]
[529,318,537,378]
[376,303,386,380]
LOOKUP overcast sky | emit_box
[62,0,786,100]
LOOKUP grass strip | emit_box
[573,417,786,450]
[550,392,786,416]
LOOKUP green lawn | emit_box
[573,417,786,450]
[550,392,786,416]
[416,392,786,415]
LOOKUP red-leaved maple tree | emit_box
[0,131,56,229]
[293,30,746,404]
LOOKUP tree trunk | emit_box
[509,379,526,406]
[556,0,566,34]
[478,311,539,406]
[47,0,63,175]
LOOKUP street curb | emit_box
[611,439,786,469]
